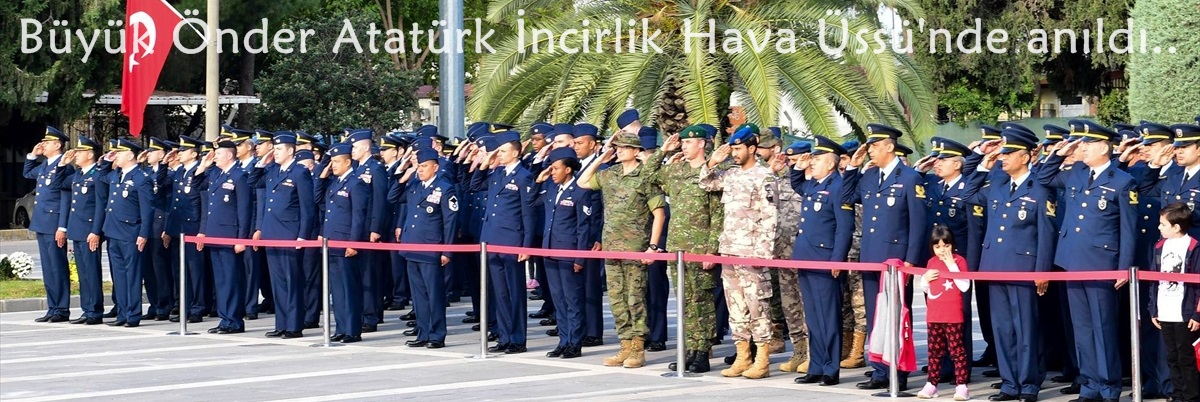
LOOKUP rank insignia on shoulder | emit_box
[1046,201,1056,217]
[973,205,984,217]
[448,196,459,211]
[914,185,926,199]
[841,203,853,211]
[1129,191,1138,205]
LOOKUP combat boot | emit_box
[720,340,753,377]
[840,331,866,369]
[604,339,632,366]
[779,338,809,372]
[687,350,711,373]
[668,350,696,371]
[779,353,805,372]
[840,331,854,360]
[741,342,772,379]
[725,340,756,364]
[768,322,786,354]
[623,336,646,368]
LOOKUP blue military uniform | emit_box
[319,144,369,342]
[398,147,460,347]
[1036,119,1136,401]
[165,137,209,322]
[100,139,155,326]
[250,134,316,337]
[347,130,390,330]
[843,124,928,390]
[789,136,854,383]
[65,136,108,323]
[574,123,608,346]
[294,149,324,328]
[142,137,174,320]
[223,126,268,318]
[538,147,595,357]
[971,125,1004,367]
[23,126,74,322]
[199,140,252,333]
[964,130,1056,399]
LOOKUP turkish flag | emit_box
[120,0,183,138]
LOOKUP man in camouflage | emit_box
[578,130,667,369]
[652,125,724,373]
[838,140,868,368]
[761,131,809,372]
[699,123,779,380]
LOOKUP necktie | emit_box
[943,182,951,194]
[1088,171,1095,187]
[878,171,885,187]
[1185,172,1192,186]
[1010,182,1017,195]
[555,187,565,204]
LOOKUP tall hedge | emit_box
[1127,0,1200,123]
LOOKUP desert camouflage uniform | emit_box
[652,151,724,351]
[842,204,867,333]
[699,162,778,342]
[772,169,807,350]
[588,162,666,340]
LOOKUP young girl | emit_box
[1149,202,1200,402]
[918,226,971,400]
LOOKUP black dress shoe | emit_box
[487,332,499,342]
[399,311,416,321]
[103,309,118,318]
[856,379,888,390]
[819,375,840,386]
[107,320,127,326]
[340,335,362,343]
[472,324,481,331]
[1139,392,1169,400]
[426,341,444,349]
[208,326,223,334]
[154,314,169,321]
[282,331,303,339]
[84,317,102,325]
[266,330,285,337]
[646,341,666,351]
[207,311,218,318]
[669,351,696,371]
[529,310,552,319]
[687,351,711,373]
[362,325,377,333]
[1018,394,1037,402]
[505,344,527,354]
[795,374,822,384]
[70,316,89,324]
[546,347,565,357]
[988,393,1019,401]
[330,334,346,342]
[991,381,1003,389]
[1050,375,1075,383]
[447,295,461,303]
[983,369,1000,377]
[561,346,582,359]
[406,321,417,328]
[539,318,556,326]
[170,315,202,323]
[462,316,479,324]
[246,313,258,320]
[546,329,558,336]
[466,310,477,317]
[406,340,428,347]
[402,328,418,336]
[124,322,139,327]
[386,304,406,311]
[581,336,603,346]
[45,315,68,323]
[1060,384,1081,394]
[528,294,543,301]
[170,306,180,315]
[260,307,275,314]
[489,343,510,352]
[303,322,319,329]
[218,328,244,334]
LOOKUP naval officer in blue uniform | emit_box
[789,136,855,386]
[164,136,208,323]
[1036,119,1136,402]
[100,139,155,327]
[195,140,251,334]
[250,133,315,339]
[398,146,460,349]
[66,135,108,325]
[319,143,369,343]
[24,126,74,323]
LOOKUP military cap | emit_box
[312,138,329,153]
[573,123,600,140]
[842,140,861,155]
[611,131,643,149]
[1173,124,1200,146]
[110,138,143,153]
[413,137,434,150]
[1043,124,1069,145]
[616,109,640,129]
[480,136,500,151]
[785,141,812,156]
[552,123,575,137]
[327,143,352,158]
[490,123,515,133]
[530,122,554,136]
[728,124,759,146]
[223,128,253,143]
[177,135,202,150]
[928,136,945,157]
[1067,119,1117,142]
[812,136,846,156]
[769,126,783,139]
[296,149,315,161]
[495,130,521,146]
[1000,129,1039,153]
[1137,122,1172,145]
[415,147,440,163]
[379,134,405,150]
[253,129,274,144]
[980,125,1002,140]
[548,147,578,165]
[272,133,297,145]
[43,126,68,142]
[735,123,761,137]
[1001,122,1035,137]
[147,137,172,151]
[894,143,913,157]
[76,136,100,150]
[347,129,373,143]
[937,138,970,159]
[1118,129,1138,144]
[697,124,718,139]
[865,123,902,144]
[417,125,448,143]
[1113,122,1135,133]
[214,141,236,150]
[219,124,237,138]
[296,131,316,145]
[638,127,659,150]
[679,125,708,140]
[466,122,490,140]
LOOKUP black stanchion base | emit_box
[166,331,198,336]
[871,391,915,398]
[660,372,701,378]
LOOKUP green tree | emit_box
[469,0,938,150]
[1127,0,1200,123]
[256,11,421,134]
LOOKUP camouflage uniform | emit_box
[699,162,778,342]
[652,152,724,351]
[772,170,807,351]
[588,162,666,340]
[842,204,867,333]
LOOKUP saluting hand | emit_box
[666,152,685,165]
[1150,144,1175,168]
[795,153,812,172]
[535,168,552,183]
[662,133,681,152]
[1055,139,1081,157]
[32,142,45,156]
[708,145,731,168]
[978,139,1003,155]
[769,154,787,173]
[848,145,868,168]
[1118,142,1143,163]
[61,149,77,165]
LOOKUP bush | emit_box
[1127,0,1200,123]
[0,252,34,280]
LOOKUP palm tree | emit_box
[469,0,936,150]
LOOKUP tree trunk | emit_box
[236,53,256,128]
[654,80,689,136]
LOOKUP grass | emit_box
[0,279,114,300]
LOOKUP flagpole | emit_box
[204,0,219,141]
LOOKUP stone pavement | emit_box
[0,288,1124,401]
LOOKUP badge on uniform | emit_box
[1129,191,1138,205]
[122,190,129,198]
[1189,202,1196,211]
[184,186,191,194]
[505,183,518,191]
[337,190,349,198]
[583,205,592,216]
[81,186,88,194]
[1098,197,1108,211]
[886,196,895,207]
[222,182,235,190]
[561,199,574,207]
[426,206,434,213]
[224,194,230,203]
[814,202,822,212]
[914,185,926,199]
[448,195,459,211]
[1018,209,1027,221]
[1046,201,1057,217]
[948,207,956,218]
[362,174,372,184]
[45,178,51,186]
[973,205,984,217]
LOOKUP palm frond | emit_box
[723,10,782,126]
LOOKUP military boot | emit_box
[725,340,757,364]
[767,323,787,354]
[604,339,632,366]
[840,331,854,360]
[720,340,753,377]
[741,342,772,379]
[668,350,696,371]
[840,331,866,369]
[623,336,646,368]
[779,338,809,372]
[688,351,711,373]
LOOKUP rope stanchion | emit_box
[876,262,913,398]
[167,231,196,336]
[1129,266,1142,402]
[311,238,340,348]
[470,242,495,359]
[663,250,697,378]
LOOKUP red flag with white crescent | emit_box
[120,0,183,138]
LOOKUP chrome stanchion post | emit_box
[874,263,909,398]
[471,242,493,359]
[663,251,697,378]
[1129,266,1142,402]
[168,232,196,335]
[311,238,340,348]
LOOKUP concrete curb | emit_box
[0,229,36,242]
[0,293,150,313]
